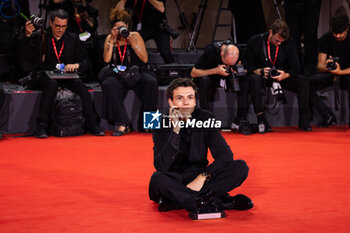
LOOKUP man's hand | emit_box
[169,106,183,134]
[65,64,79,73]
[186,173,207,192]
[216,64,229,77]
[25,21,35,37]
[272,69,289,82]
[260,67,271,79]
[329,62,342,75]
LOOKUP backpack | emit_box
[52,88,85,137]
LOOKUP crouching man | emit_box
[148,78,253,218]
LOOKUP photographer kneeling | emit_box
[246,19,311,131]
[99,9,158,136]
[191,41,263,135]
[17,9,104,138]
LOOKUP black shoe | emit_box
[35,124,48,138]
[88,125,105,136]
[158,196,182,212]
[0,132,3,140]
[299,125,312,131]
[113,125,130,136]
[318,112,337,128]
[257,114,271,133]
[220,194,254,210]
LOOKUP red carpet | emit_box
[1,127,350,232]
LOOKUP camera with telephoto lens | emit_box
[224,66,241,92]
[159,19,179,39]
[73,1,86,14]
[29,15,44,28]
[118,26,130,38]
[326,57,339,71]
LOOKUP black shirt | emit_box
[319,31,350,70]
[152,108,233,178]
[194,42,245,72]
[125,0,166,30]
[245,32,300,77]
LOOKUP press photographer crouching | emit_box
[99,9,158,136]
[191,41,257,135]
[17,9,104,138]
[246,19,311,131]
[308,14,350,128]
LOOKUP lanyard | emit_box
[133,0,146,22]
[75,15,83,33]
[116,39,128,65]
[52,38,64,63]
[267,39,279,67]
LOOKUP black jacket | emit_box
[152,108,233,178]
[17,29,89,76]
[246,32,300,77]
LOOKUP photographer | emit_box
[49,0,99,81]
[191,41,259,134]
[99,9,158,135]
[18,9,104,138]
[114,0,175,64]
[246,19,311,131]
[308,14,350,128]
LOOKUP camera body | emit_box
[159,19,179,39]
[118,26,130,38]
[326,57,340,71]
[29,15,44,28]
[73,1,86,14]
[267,67,280,79]
[224,65,245,92]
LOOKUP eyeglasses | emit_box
[54,24,67,29]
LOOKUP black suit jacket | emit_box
[17,29,89,76]
[152,108,233,179]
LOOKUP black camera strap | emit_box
[261,33,269,64]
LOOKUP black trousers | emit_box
[250,74,310,127]
[194,75,253,119]
[101,72,158,127]
[29,74,99,128]
[309,73,350,122]
[139,26,174,64]
[148,160,249,212]
[284,3,321,74]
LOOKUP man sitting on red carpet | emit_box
[148,78,253,216]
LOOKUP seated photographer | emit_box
[100,9,158,135]
[308,14,350,128]
[49,0,99,81]
[190,41,262,134]
[18,9,104,138]
[149,78,253,215]
[246,19,311,131]
[114,0,175,64]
